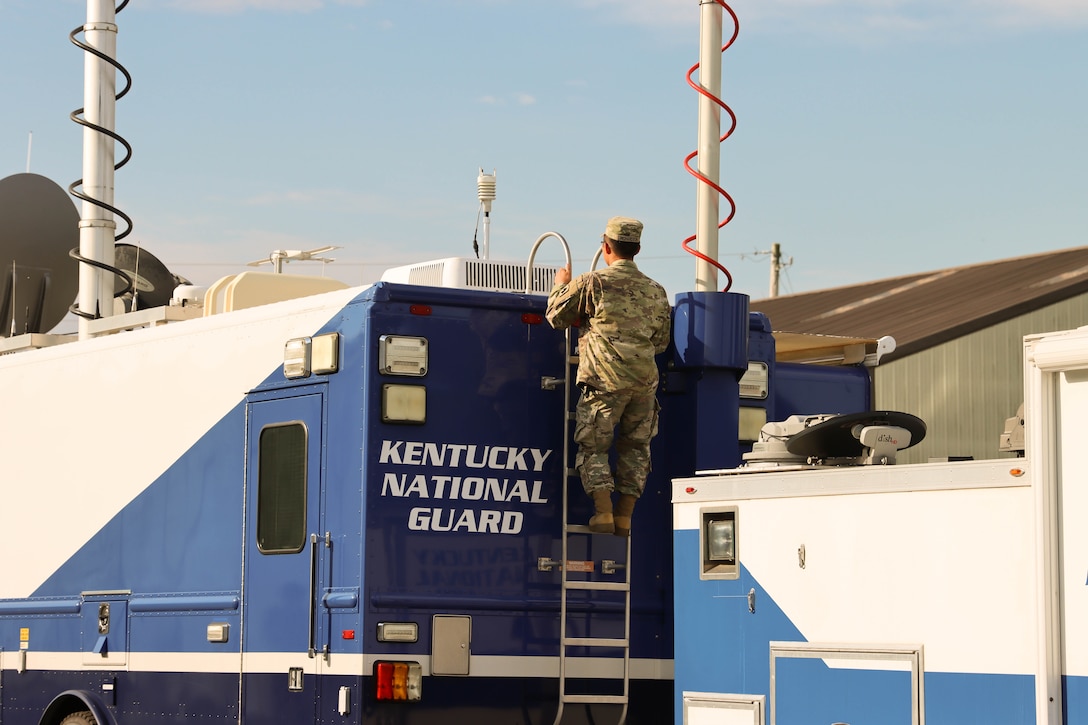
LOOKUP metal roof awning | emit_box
[773,331,896,366]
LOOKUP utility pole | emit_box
[768,243,792,298]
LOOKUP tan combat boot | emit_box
[588,489,615,534]
[613,493,637,537]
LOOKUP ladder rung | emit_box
[564,580,629,592]
[568,355,579,365]
[562,694,628,705]
[564,636,628,647]
[565,469,580,479]
[564,523,599,534]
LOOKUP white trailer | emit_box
[672,325,1088,725]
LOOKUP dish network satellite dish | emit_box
[0,173,79,336]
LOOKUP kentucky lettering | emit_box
[379,440,552,471]
[377,439,556,536]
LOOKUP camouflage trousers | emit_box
[574,387,660,497]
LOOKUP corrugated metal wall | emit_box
[875,295,1088,463]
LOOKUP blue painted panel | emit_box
[673,530,802,724]
[1065,674,1088,725]
[672,291,750,369]
[356,292,675,663]
[129,609,241,653]
[32,411,247,600]
[129,594,238,612]
[0,598,80,614]
[924,671,1034,725]
[776,658,912,725]
[774,360,872,421]
[673,529,1037,725]
[243,392,325,655]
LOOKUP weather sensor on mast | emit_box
[477,168,496,260]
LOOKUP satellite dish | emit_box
[0,173,79,336]
[113,244,178,311]
[786,410,927,463]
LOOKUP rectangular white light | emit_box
[382,384,426,424]
[284,337,311,379]
[377,622,419,643]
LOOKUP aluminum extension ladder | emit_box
[549,328,633,725]
[526,233,633,725]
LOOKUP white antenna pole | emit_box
[477,168,496,260]
[77,0,119,339]
[694,0,723,292]
[25,132,32,173]
[9,261,16,336]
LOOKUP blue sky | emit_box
[3,0,1086,306]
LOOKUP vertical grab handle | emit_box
[525,232,571,294]
[307,532,318,658]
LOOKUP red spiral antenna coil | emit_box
[683,0,739,292]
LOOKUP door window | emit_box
[256,422,308,554]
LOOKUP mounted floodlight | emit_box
[284,337,311,379]
[700,506,738,580]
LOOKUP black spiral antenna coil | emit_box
[67,0,135,319]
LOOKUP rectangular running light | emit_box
[377,622,419,643]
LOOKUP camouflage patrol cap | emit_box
[605,216,643,244]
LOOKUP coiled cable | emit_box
[68,0,135,318]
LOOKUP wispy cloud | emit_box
[478,93,537,106]
[574,0,1088,36]
[149,0,1088,36]
[162,0,368,13]
[162,0,322,13]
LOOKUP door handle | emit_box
[308,533,318,658]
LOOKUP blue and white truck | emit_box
[0,232,877,725]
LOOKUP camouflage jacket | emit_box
[545,259,671,393]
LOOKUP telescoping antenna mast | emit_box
[71,0,133,338]
[695,1,724,292]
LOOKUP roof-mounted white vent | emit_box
[380,257,560,294]
[998,402,1025,456]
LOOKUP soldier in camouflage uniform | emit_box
[545,217,672,536]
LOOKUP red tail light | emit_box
[374,661,423,702]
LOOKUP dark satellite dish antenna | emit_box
[786,410,927,465]
[0,173,79,336]
[113,244,181,311]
